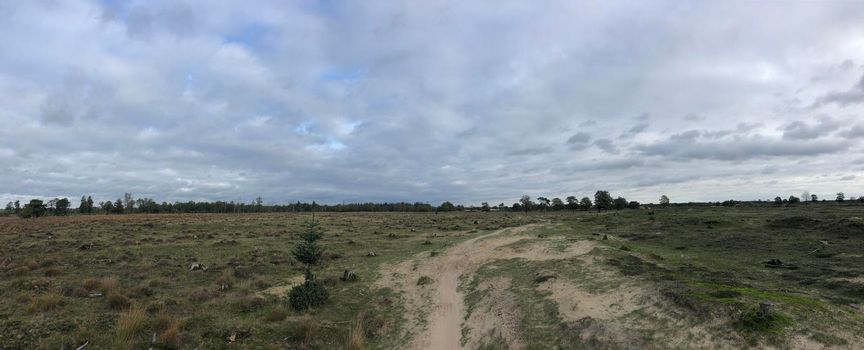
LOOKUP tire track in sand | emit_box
[377,224,597,350]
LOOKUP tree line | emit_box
[5,190,862,218]
[4,190,650,218]
[483,191,665,212]
[3,193,441,217]
[771,192,863,206]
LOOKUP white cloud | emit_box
[1,1,864,204]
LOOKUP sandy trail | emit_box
[377,224,596,350]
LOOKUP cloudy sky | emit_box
[1,0,863,206]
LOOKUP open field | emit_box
[2,206,864,349]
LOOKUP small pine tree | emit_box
[293,241,324,265]
[299,219,323,242]
[289,217,330,311]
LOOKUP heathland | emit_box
[2,204,864,349]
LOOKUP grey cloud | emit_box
[585,158,645,171]
[638,135,850,161]
[736,123,763,132]
[593,139,619,154]
[506,147,552,156]
[839,125,864,138]
[633,112,650,121]
[566,132,591,146]
[780,116,841,140]
[702,130,732,139]
[620,122,649,138]
[125,6,155,39]
[669,130,701,142]
[684,114,705,122]
[812,74,864,108]
[760,167,777,175]
[631,173,700,187]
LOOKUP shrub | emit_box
[417,276,433,286]
[107,293,131,310]
[293,241,324,265]
[189,289,217,303]
[736,304,792,333]
[289,273,329,311]
[215,270,235,291]
[82,277,100,290]
[234,294,266,312]
[265,307,288,322]
[69,287,89,298]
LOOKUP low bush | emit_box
[107,293,131,310]
[265,307,288,322]
[289,273,329,311]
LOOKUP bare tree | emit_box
[124,192,134,213]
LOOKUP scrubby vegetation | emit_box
[3,202,864,348]
[288,272,330,311]
[0,211,535,348]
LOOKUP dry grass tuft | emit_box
[26,293,62,313]
[116,305,147,347]
[11,266,30,277]
[287,316,318,346]
[346,311,367,350]
[153,310,171,330]
[16,293,32,304]
[99,276,120,295]
[23,259,38,270]
[82,277,100,290]
[159,319,183,347]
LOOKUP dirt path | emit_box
[377,224,597,350]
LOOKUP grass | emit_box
[116,306,147,348]
[0,211,535,348]
[346,311,367,350]
[26,293,63,313]
[2,206,864,348]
